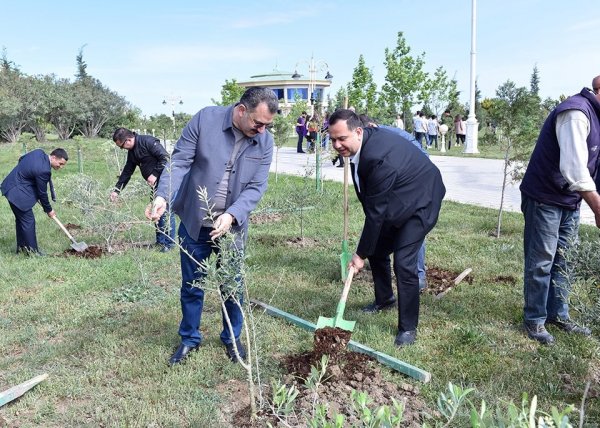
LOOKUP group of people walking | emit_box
[411,109,466,150]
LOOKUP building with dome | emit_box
[237,68,333,115]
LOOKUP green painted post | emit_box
[21,141,26,155]
[315,133,322,192]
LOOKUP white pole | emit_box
[464,0,479,154]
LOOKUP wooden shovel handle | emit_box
[339,266,355,305]
[52,215,76,244]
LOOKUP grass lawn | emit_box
[0,138,598,426]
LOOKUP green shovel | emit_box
[316,266,356,332]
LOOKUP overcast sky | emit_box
[3,0,599,116]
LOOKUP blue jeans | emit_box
[156,207,176,248]
[417,242,426,281]
[522,195,579,324]
[178,223,244,347]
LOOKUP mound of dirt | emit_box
[63,245,103,259]
[233,327,427,427]
[425,266,473,295]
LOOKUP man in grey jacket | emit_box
[147,87,278,365]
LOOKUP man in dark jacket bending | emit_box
[111,128,176,251]
[329,109,445,347]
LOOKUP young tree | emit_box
[347,55,377,114]
[212,79,246,106]
[381,31,428,132]
[422,66,455,117]
[482,80,541,237]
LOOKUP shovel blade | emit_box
[316,315,356,332]
[71,241,88,253]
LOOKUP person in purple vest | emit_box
[520,75,600,344]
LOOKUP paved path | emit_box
[270,147,595,226]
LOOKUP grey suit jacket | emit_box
[156,105,273,243]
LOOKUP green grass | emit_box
[0,137,598,426]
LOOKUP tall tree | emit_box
[530,64,540,97]
[346,55,377,114]
[75,45,90,82]
[212,79,246,106]
[381,31,428,132]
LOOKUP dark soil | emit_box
[424,266,473,296]
[64,223,82,230]
[232,327,427,427]
[285,237,318,248]
[63,245,103,259]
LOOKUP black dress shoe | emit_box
[225,339,246,363]
[394,330,417,347]
[168,343,200,366]
[362,297,396,313]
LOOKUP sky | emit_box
[2,1,599,117]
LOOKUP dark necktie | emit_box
[49,178,56,202]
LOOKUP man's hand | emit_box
[47,210,56,218]
[579,191,600,228]
[109,191,119,203]
[210,213,234,240]
[145,196,167,222]
[349,253,365,273]
[146,174,157,187]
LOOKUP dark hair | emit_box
[358,114,376,127]
[113,127,135,142]
[50,148,68,161]
[329,109,362,130]
[239,87,279,114]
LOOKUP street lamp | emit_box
[162,95,184,138]
[292,55,332,192]
[292,55,333,116]
[464,0,479,154]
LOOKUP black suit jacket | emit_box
[353,127,445,259]
[1,149,53,213]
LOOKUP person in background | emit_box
[296,111,307,153]
[147,87,278,365]
[519,75,600,344]
[1,148,68,255]
[454,114,466,146]
[394,113,405,130]
[306,114,319,152]
[440,109,454,149]
[111,127,176,252]
[427,114,439,149]
[330,109,445,346]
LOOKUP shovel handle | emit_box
[52,215,77,244]
[339,266,355,305]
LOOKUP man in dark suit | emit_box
[110,127,176,252]
[329,109,445,346]
[1,148,68,254]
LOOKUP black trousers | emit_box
[9,201,38,253]
[368,236,424,332]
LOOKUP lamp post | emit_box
[162,95,183,139]
[292,56,332,192]
[464,0,479,154]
